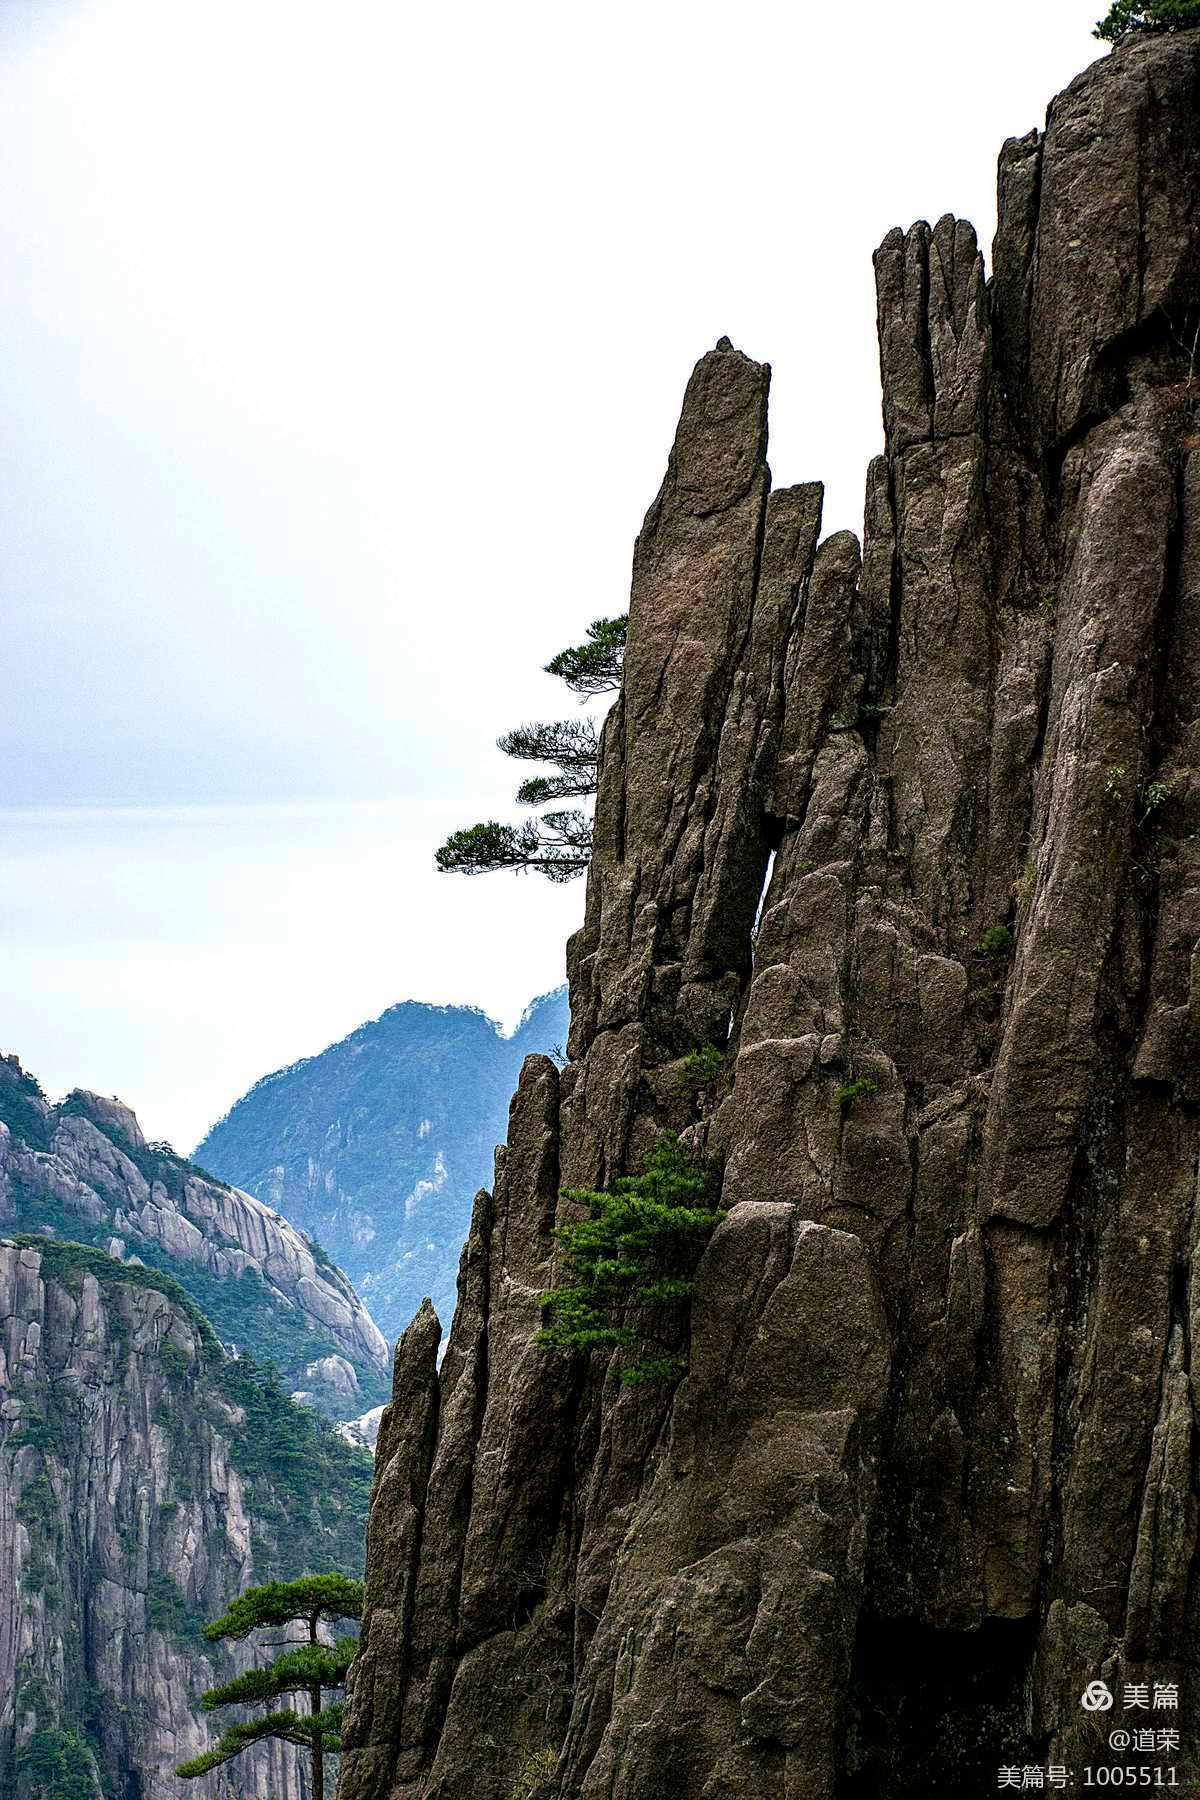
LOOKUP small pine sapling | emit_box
[836,1078,878,1116]
[979,925,1015,957]
[673,1043,731,1100]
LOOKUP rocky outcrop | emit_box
[340,33,1200,1800]
[0,1237,373,1799]
[0,1057,389,1411]
[337,1405,388,1453]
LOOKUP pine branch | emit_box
[544,615,627,697]
[435,815,592,882]
[1096,0,1200,40]
[200,1640,356,1712]
[498,717,601,771]
[202,1575,362,1643]
[176,1705,345,1778]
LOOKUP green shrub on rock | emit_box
[1096,0,1200,41]
[673,1043,731,1099]
[511,1746,560,1799]
[20,1724,103,1800]
[536,1132,723,1386]
[836,1078,877,1117]
[145,1571,207,1647]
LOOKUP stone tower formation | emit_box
[340,34,1200,1799]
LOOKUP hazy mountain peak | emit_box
[195,986,569,1339]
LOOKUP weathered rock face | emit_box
[340,35,1200,1799]
[0,1058,389,1411]
[0,1239,373,1799]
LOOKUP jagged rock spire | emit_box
[340,31,1200,1799]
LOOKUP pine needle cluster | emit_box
[1096,0,1200,40]
[543,615,628,697]
[537,1133,723,1386]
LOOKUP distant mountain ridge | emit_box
[195,987,569,1341]
[0,1054,390,1416]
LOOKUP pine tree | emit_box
[435,811,593,881]
[537,1132,724,1385]
[175,1573,363,1800]
[501,717,601,805]
[543,615,627,697]
[435,617,625,882]
[1096,0,1200,40]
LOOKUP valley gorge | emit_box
[0,1058,385,1796]
[338,32,1200,1800]
[0,1236,374,1799]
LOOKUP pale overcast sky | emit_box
[1,0,1104,1149]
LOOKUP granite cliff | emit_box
[0,1056,390,1416]
[340,33,1200,1800]
[0,1236,374,1799]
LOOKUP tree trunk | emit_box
[309,1613,323,1800]
[311,1690,323,1800]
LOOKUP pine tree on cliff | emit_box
[435,615,625,881]
[1096,0,1200,40]
[537,1131,725,1385]
[543,614,627,697]
[176,1574,362,1800]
